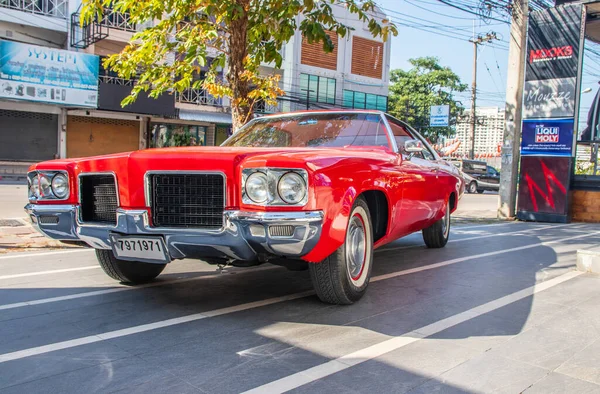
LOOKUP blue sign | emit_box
[0,40,99,107]
[521,118,574,156]
[430,105,449,127]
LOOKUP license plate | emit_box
[110,235,169,263]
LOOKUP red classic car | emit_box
[25,111,464,304]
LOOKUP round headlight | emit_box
[245,172,269,203]
[278,172,306,204]
[51,173,69,199]
[29,174,40,199]
[39,174,52,197]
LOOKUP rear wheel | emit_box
[468,181,477,194]
[422,202,450,248]
[309,197,373,305]
[96,249,165,284]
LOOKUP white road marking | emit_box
[0,266,277,311]
[0,249,92,260]
[0,223,571,311]
[377,223,563,253]
[0,266,99,281]
[242,270,584,394]
[0,231,594,364]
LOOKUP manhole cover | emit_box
[0,219,24,227]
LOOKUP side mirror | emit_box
[404,139,424,153]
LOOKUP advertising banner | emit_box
[523,77,577,119]
[429,105,449,127]
[521,118,574,156]
[526,4,584,82]
[0,40,99,108]
[517,156,572,221]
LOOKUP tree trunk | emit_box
[228,0,251,133]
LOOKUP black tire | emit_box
[468,181,477,194]
[96,249,165,284]
[309,196,374,305]
[477,189,485,194]
[422,201,450,248]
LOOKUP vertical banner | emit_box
[517,3,585,223]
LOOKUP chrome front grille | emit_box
[268,225,295,237]
[149,173,225,229]
[79,174,118,224]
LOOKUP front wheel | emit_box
[309,197,373,305]
[96,249,165,284]
[422,202,450,248]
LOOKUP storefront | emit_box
[0,39,99,161]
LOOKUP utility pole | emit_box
[498,0,528,220]
[469,32,497,160]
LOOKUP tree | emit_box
[388,57,467,142]
[82,0,397,131]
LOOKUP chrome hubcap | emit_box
[442,205,450,238]
[347,215,366,280]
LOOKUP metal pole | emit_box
[498,0,528,220]
[470,40,478,160]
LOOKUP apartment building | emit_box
[0,1,392,161]
[454,106,505,157]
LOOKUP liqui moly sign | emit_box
[535,125,560,143]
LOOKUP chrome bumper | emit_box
[24,204,323,263]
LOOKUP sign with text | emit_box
[526,4,584,81]
[521,118,574,156]
[0,40,99,108]
[429,105,449,127]
[523,77,576,119]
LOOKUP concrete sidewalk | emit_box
[0,219,80,253]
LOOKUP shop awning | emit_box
[178,109,232,124]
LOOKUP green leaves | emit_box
[80,0,397,129]
[388,57,467,142]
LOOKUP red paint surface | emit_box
[29,137,463,262]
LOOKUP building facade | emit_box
[454,106,505,158]
[0,1,392,164]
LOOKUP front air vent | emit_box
[79,174,118,225]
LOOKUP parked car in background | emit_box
[447,159,500,194]
[25,110,464,305]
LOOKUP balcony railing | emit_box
[99,74,134,86]
[100,7,136,32]
[176,88,222,107]
[0,0,67,19]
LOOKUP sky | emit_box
[376,0,510,110]
[375,0,600,131]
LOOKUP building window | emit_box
[351,37,384,79]
[301,31,338,71]
[150,124,207,147]
[343,90,388,111]
[299,74,336,105]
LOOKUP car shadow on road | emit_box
[0,231,598,393]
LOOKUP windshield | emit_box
[222,113,390,149]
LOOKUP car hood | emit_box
[31,146,394,208]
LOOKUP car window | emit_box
[223,113,391,149]
[385,116,437,161]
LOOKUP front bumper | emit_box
[24,204,323,263]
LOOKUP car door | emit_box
[385,116,439,233]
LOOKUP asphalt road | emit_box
[2,221,600,393]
